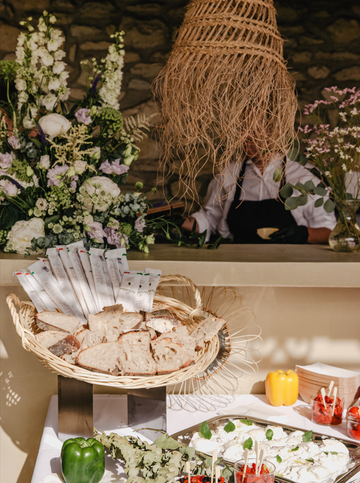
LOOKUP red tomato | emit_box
[349,406,360,417]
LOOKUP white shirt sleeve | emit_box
[191,164,240,242]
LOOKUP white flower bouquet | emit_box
[0,11,155,255]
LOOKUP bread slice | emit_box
[146,316,183,334]
[145,309,176,321]
[115,330,156,376]
[76,342,123,375]
[35,330,80,356]
[98,304,124,324]
[35,311,82,334]
[119,312,143,330]
[151,337,192,374]
[190,315,225,350]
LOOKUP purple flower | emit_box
[104,227,128,247]
[99,159,130,175]
[38,124,48,147]
[70,175,79,189]
[8,136,21,149]
[47,165,69,187]
[0,152,15,170]
[75,108,92,125]
[91,74,102,96]
[134,217,146,233]
[88,221,107,243]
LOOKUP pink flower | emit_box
[8,136,21,149]
[0,152,15,170]
[99,159,130,176]
[47,165,69,186]
[134,217,146,233]
[104,227,128,247]
[89,221,107,243]
[75,108,92,125]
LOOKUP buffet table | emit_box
[31,394,359,483]
[1,246,360,483]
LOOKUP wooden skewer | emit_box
[321,387,327,409]
[257,449,265,475]
[211,449,217,483]
[242,449,249,483]
[215,466,221,483]
[185,461,191,483]
[327,380,334,397]
[332,387,338,417]
[255,441,260,474]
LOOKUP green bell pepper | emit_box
[61,437,105,483]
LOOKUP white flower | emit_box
[15,78,27,91]
[74,160,87,175]
[39,155,50,169]
[8,136,21,149]
[39,113,71,137]
[5,218,45,254]
[79,176,120,212]
[0,179,19,197]
[23,116,36,129]
[342,163,347,171]
[41,53,54,66]
[35,198,48,210]
[54,50,66,61]
[40,93,58,111]
[89,146,101,160]
[48,78,61,91]
[53,61,66,74]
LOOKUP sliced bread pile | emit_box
[34,305,225,376]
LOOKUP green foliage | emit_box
[199,421,212,440]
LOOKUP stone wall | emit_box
[1,0,360,208]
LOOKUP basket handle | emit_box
[157,274,203,319]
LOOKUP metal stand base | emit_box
[58,375,93,442]
[127,387,167,441]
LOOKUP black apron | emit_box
[226,158,297,244]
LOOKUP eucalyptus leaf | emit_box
[199,421,212,440]
[298,194,308,206]
[324,199,336,213]
[295,181,306,192]
[304,180,315,191]
[280,184,294,199]
[314,197,324,208]
[314,186,328,196]
[273,167,284,182]
[285,197,301,211]
[154,435,181,450]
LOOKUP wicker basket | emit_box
[6,274,221,389]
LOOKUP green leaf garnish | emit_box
[224,422,236,433]
[302,431,313,442]
[266,429,274,441]
[240,419,253,426]
[324,452,329,455]
[199,421,212,440]
[243,438,253,450]
[306,459,314,463]
[331,451,338,455]
[276,455,282,463]
[291,446,299,451]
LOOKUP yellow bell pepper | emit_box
[265,370,299,406]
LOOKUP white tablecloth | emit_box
[31,394,360,483]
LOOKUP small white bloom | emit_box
[23,116,37,129]
[41,53,54,66]
[342,163,347,171]
[35,198,48,210]
[74,160,87,175]
[79,176,120,212]
[15,78,27,91]
[6,218,45,254]
[40,93,58,111]
[48,78,61,91]
[39,113,71,138]
[39,155,50,169]
[89,146,101,160]
[54,50,66,61]
[53,61,66,74]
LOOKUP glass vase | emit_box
[329,199,360,252]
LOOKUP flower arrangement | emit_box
[282,87,360,251]
[282,86,360,211]
[0,11,156,255]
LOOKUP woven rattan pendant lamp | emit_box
[152,0,298,202]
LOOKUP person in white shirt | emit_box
[182,146,336,244]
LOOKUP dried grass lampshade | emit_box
[152,0,298,202]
